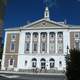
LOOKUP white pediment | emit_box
[23,18,69,29]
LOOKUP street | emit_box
[0,73,65,80]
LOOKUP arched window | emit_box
[33,32,38,38]
[58,32,63,38]
[50,32,55,38]
[26,32,30,38]
[49,58,55,68]
[40,58,46,69]
[32,58,37,68]
[41,32,47,37]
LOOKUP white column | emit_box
[55,32,57,54]
[17,31,25,70]
[38,32,40,54]
[30,32,33,54]
[18,31,25,54]
[47,32,49,54]
[1,32,7,70]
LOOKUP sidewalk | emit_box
[0,70,65,76]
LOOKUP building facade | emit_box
[1,6,80,71]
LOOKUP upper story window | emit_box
[33,32,38,38]
[11,33,16,40]
[42,43,46,51]
[58,32,63,38]
[41,32,47,37]
[74,32,80,39]
[50,32,55,38]
[33,43,37,51]
[10,41,15,52]
[25,42,30,51]
[26,32,30,38]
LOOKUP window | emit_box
[11,34,16,40]
[75,41,79,49]
[33,33,38,38]
[10,59,13,65]
[41,33,47,37]
[42,43,45,51]
[32,62,36,67]
[41,58,46,69]
[74,33,79,38]
[26,33,30,38]
[25,60,27,66]
[59,61,62,67]
[50,58,55,68]
[10,41,15,51]
[58,32,63,38]
[50,32,55,38]
[33,43,37,51]
[32,58,37,68]
[43,34,46,37]
[25,43,30,51]
[49,43,55,53]
[58,44,63,53]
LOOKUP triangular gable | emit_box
[23,18,68,29]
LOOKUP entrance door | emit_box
[40,58,46,69]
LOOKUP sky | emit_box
[4,0,80,29]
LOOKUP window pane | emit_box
[11,34,16,40]
[59,61,62,67]
[10,59,13,65]
[25,60,27,66]
[42,43,45,51]
[11,41,15,51]
[33,43,37,51]
[32,62,36,67]
[25,43,30,51]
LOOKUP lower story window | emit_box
[50,62,54,68]
[49,58,55,68]
[59,61,62,67]
[10,59,14,66]
[32,61,36,67]
[25,60,27,66]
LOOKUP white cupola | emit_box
[44,6,50,20]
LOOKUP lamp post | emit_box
[67,45,69,55]
[65,45,69,80]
